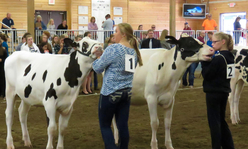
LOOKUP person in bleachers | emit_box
[38,34,53,53]
[54,35,69,54]
[57,20,68,35]
[151,24,159,39]
[207,32,213,47]
[104,34,115,49]
[159,29,171,49]
[202,13,217,31]
[16,36,26,51]
[197,31,205,44]
[47,19,56,37]
[141,29,161,49]
[1,13,16,42]
[35,15,47,30]
[38,42,52,54]
[21,35,40,53]
[182,22,192,36]
[52,35,59,48]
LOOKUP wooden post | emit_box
[170,0,176,37]
[27,0,35,37]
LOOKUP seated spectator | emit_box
[16,36,26,51]
[159,29,171,49]
[54,35,69,54]
[51,35,59,53]
[20,32,32,50]
[39,42,52,54]
[207,32,213,47]
[47,19,56,37]
[84,31,92,38]
[21,35,40,53]
[141,29,161,49]
[74,35,82,42]
[151,24,159,39]
[104,34,115,49]
[136,25,143,41]
[0,34,9,56]
[182,22,192,36]
[42,30,52,44]
[39,34,52,52]
[197,31,205,44]
[0,37,7,99]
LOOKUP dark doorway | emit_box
[35,10,67,29]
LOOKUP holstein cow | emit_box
[113,34,215,149]
[5,37,102,149]
[229,46,248,125]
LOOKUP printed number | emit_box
[129,58,133,70]
[228,67,232,77]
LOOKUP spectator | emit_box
[102,14,113,40]
[47,19,56,37]
[201,32,235,149]
[93,22,143,149]
[1,13,16,42]
[136,25,143,42]
[42,31,52,45]
[207,32,213,47]
[0,34,9,56]
[182,63,198,88]
[233,16,242,46]
[39,42,52,54]
[52,35,59,48]
[197,31,205,44]
[35,15,47,30]
[0,38,7,99]
[20,32,32,50]
[16,36,26,51]
[74,35,82,42]
[57,20,68,35]
[159,29,171,49]
[182,22,192,36]
[141,29,161,49]
[151,24,159,39]
[88,17,98,39]
[21,35,40,53]
[139,31,148,49]
[54,35,69,54]
[202,13,217,31]
[38,34,53,53]
[104,34,115,49]
[84,31,92,39]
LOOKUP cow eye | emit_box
[180,48,184,52]
[82,42,89,52]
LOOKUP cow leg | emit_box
[112,116,119,144]
[147,95,159,149]
[233,80,244,124]
[5,87,16,149]
[56,108,73,149]
[18,100,32,147]
[44,102,57,149]
[228,77,237,124]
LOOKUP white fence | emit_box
[0,28,247,54]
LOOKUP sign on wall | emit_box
[114,7,123,15]
[92,0,110,31]
[48,0,55,5]
[78,6,88,14]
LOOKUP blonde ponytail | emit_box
[130,36,143,66]
[227,34,233,51]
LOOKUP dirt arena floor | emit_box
[0,72,248,149]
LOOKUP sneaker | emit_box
[189,86,193,88]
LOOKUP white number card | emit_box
[125,54,135,73]
[227,64,235,79]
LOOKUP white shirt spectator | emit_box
[102,18,113,30]
[21,43,40,53]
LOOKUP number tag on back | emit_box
[227,64,235,79]
[125,54,135,73]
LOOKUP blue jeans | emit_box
[99,88,131,149]
[182,63,197,86]
[93,71,98,89]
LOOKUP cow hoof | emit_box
[56,147,64,149]
[150,141,158,149]
[24,140,32,147]
[7,145,15,149]
[165,141,174,149]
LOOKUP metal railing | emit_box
[176,30,195,39]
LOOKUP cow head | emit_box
[166,34,214,62]
[64,37,103,59]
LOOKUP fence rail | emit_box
[0,28,247,54]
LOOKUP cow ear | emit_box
[166,36,179,45]
[64,38,73,47]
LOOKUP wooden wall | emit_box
[1,0,248,33]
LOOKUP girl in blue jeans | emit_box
[93,23,143,149]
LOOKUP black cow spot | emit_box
[46,116,50,126]
[240,70,242,73]
[243,56,248,67]
[64,52,82,87]
[240,49,248,56]
[235,56,243,64]
[43,70,48,83]
[45,83,58,101]
[172,62,176,70]
[24,64,31,76]
[161,62,164,67]
[57,78,61,86]
[32,73,36,80]
[24,85,32,98]
[235,66,240,70]
[158,64,161,70]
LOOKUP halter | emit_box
[75,43,98,58]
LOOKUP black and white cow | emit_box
[113,34,215,149]
[5,37,102,149]
[229,46,248,125]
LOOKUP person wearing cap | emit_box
[202,14,217,31]
[183,22,192,36]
